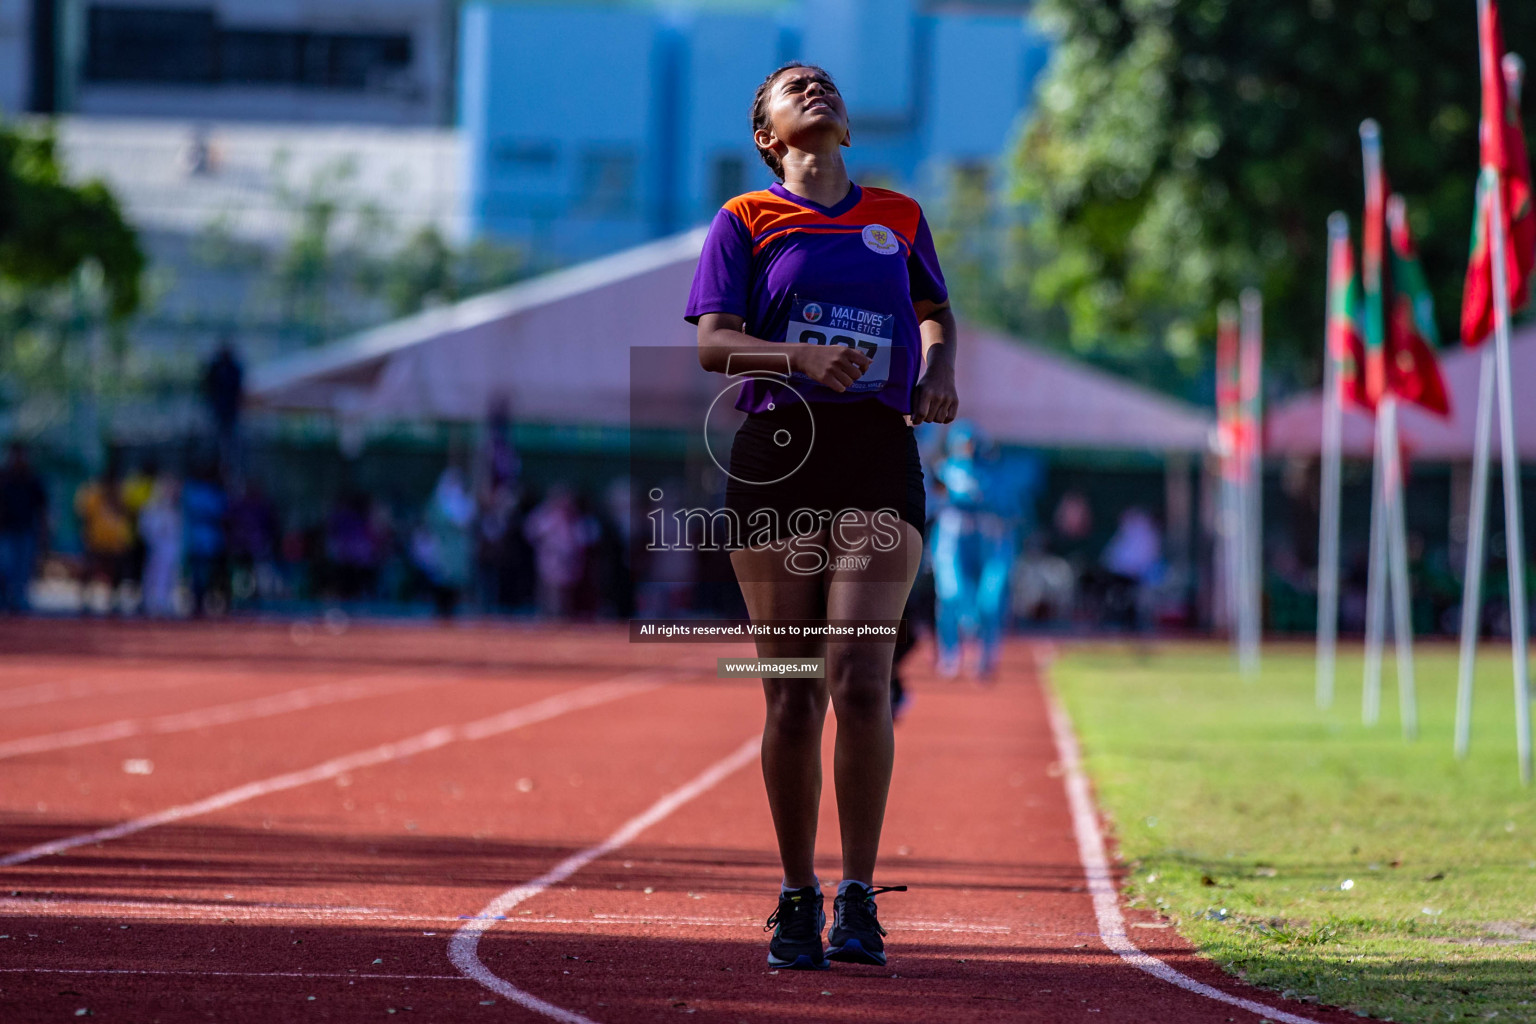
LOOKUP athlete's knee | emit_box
[763,681,827,736]
[826,647,890,719]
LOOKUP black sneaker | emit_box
[826,883,906,966]
[764,885,828,970]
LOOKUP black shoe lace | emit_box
[839,884,907,937]
[764,892,821,940]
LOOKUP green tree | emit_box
[0,124,143,319]
[376,225,528,318]
[268,154,528,342]
[1011,0,1536,379]
[0,123,145,435]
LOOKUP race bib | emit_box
[785,297,894,393]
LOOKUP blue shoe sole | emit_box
[826,938,886,966]
[767,952,830,970]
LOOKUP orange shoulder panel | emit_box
[849,187,923,244]
[722,190,806,238]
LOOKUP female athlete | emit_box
[685,62,959,970]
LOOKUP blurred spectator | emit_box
[413,467,475,618]
[524,484,594,618]
[228,482,280,604]
[75,457,134,612]
[930,423,1032,679]
[1051,490,1093,554]
[0,442,49,614]
[139,471,183,617]
[476,481,519,611]
[1103,507,1163,582]
[598,478,636,617]
[478,398,521,492]
[202,341,245,480]
[324,492,382,599]
[183,461,229,617]
[635,483,695,617]
[474,399,523,612]
[1093,507,1164,629]
[121,456,158,601]
[180,124,219,177]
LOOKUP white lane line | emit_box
[0,676,660,869]
[449,735,760,1024]
[0,675,436,760]
[0,674,203,712]
[1045,693,1330,1024]
[0,967,470,981]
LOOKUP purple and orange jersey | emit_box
[685,181,948,414]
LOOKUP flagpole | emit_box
[1457,45,1528,763]
[1363,412,1389,725]
[1317,213,1349,709]
[1382,394,1418,739]
[1239,288,1264,678]
[1486,59,1533,781]
[1217,301,1243,652]
[1455,345,1496,757]
[1381,192,1420,739]
[1360,118,1388,725]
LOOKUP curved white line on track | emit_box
[449,735,760,1024]
[0,676,659,868]
[0,675,436,760]
[1045,693,1331,1024]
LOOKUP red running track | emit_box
[0,620,1370,1023]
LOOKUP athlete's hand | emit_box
[791,343,871,393]
[911,363,958,424]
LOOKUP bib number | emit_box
[785,298,894,393]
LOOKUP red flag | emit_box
[1386,195,1452,417]
[1360,127,1389,406]
[1216,305,1245,478]
[1327,228,1373,410]
[1461,0,1536,346]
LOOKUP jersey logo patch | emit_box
[861,224,900,255]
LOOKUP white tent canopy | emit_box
[251,229,1213,454]
[1266,327,1536,461]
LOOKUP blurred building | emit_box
[8,0,455,124]
[4,0,1046,450]
[0,0,30,114]
[460,0,1047,259]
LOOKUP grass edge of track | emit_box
[1048,641,1536,1024]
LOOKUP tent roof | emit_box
[1266,326,1536,462]
[251,229,1213,454]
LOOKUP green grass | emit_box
[1050,642,1536,1024]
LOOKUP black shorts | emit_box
[724,398,925,546]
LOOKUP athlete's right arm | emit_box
[695,313,871,393]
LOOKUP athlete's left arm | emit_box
[911,300,958,425]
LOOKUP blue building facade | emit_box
[459,0,1046,260]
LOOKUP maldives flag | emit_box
[1360,128,1389,406]
[1461,0,1536,346]
[1216,305,1245,477]
[1386,195,1452,417]
[1327,227,1372,410]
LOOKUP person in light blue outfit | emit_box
[930,422,1042,679]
